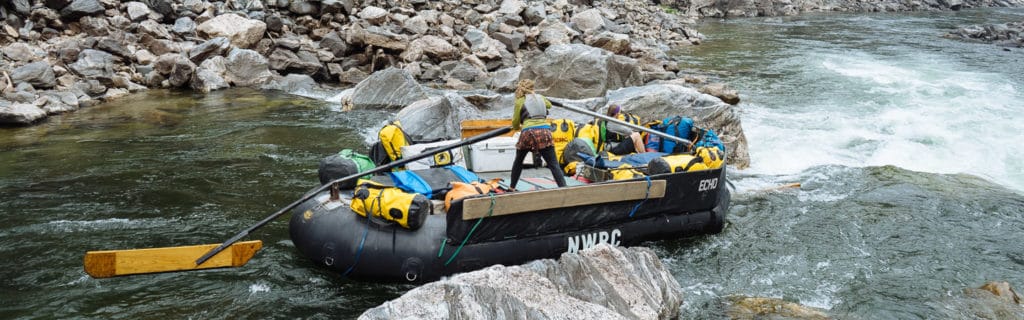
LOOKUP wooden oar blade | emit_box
[84,240,262,278]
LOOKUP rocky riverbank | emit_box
[656,0,1024,17]
[0,0,713,124]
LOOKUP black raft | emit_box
[288,163,730,283]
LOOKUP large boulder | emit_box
[348,67,427,110]
[10,62,56,89]
[196,14,267,49]
[0,102,48,125]
[68,49,118,80]
[360,245,682,320]
[223,49,274,87]
[395,92,482,142]
[521,44,643,100]
[605,83,749,168]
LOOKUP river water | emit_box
[1,9,1022,320]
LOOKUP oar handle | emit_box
[195,125,513,265]
[550,100,693,147]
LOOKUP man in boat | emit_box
[598,105,646,155]
[509,79,567,191]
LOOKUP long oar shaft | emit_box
[195,126,513,265]
[550,101,692,147]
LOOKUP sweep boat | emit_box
[288,114,730,283]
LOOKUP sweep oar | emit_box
[549,100,693,149]
[83,126,512,278]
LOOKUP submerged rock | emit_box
[943,281,1024,319]
[725,296,831,319]
[360,244,682,320]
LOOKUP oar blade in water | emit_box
[83,240,263,278]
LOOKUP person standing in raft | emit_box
[509,79,567,191]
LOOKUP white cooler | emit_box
[400,139,467,170]
[465,136,534,172]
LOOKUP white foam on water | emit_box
[741,49,1024,191]
[249,282,271,294]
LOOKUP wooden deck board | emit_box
[461,180,666,220]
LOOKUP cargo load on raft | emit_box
[290,114,731,283]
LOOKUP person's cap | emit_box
[607,105,621,116]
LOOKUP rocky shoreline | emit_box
[5,0,1019,126]
[0,0,713,125]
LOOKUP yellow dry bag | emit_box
[647,154,708,175]
[695,146,725,169]
[378,121,412,162]
[350,180,430,230]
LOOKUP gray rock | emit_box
[268,49,323,76]
[521,44,642,99]
[348,67,427,110]
[400,35,459,62]
[288,1,318,15]
[140,34,179,56]
[498,0,526,15]
[537,19,577,47]
[9,0,31,16]
[446,60,488,83]
[224,48,274,87]
[69,49,117,79]
[173,17,196,35]
[523,3,547,25]
[263,73,317,93]
[190,66,227,94]
[154,54,196,87]
[139,20,173,40]
[346,24,408,51]
[360,245,681,320]
[570,8,605,33]
[125,1,150,22]
[0,102,47,125]
[144,0,173,20]
[337,68,368,85]
[322,0,355,15]
[319,32,350,58]
[189,37,231,64]
[588,31,630,55]
[96,38,132,59]
[196,14,268,49]
[78,16,110,37]
[699,83,740,105]
[403,15,429,35]
[395,92,482,141]
[2,43,44,62]
[264,14,284,33]
[359,6,388,25]
[490,31,525,52]
[11,62,56,89]
[60,0,104,20]
[488,66,521,92]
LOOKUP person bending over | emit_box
[509,79,567,191]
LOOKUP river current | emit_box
[1,9,1022,319]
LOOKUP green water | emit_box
[3,9,1024,319]
[0,89,406,319]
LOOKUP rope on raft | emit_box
[627,176,652,218]
[444,193,496,266]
